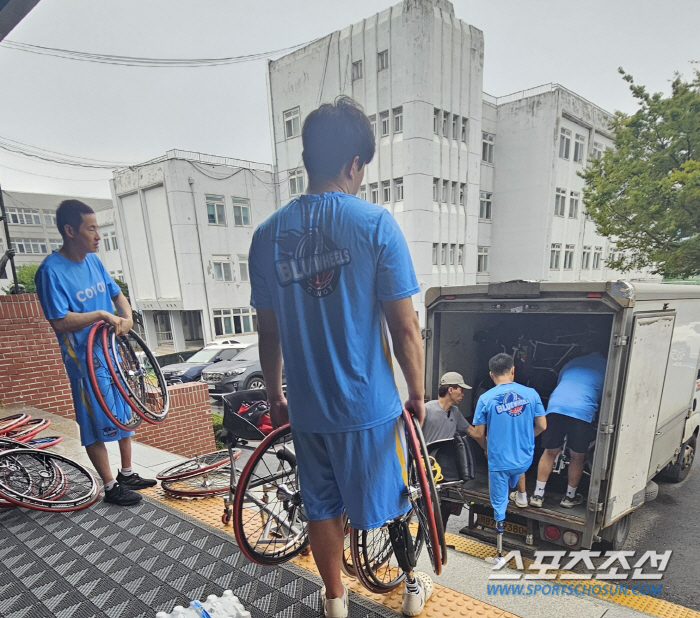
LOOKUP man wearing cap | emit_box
[422,372,473,444]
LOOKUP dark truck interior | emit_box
[433,310,615,528]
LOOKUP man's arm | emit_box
[382,296,425,424]
[470,424,487,451]
[256,307,288,427]
[49,292,133,335]
[534,415,547,437]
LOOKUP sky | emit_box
[0,0,698,199]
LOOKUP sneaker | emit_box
[116,471,157,490]
[529,494,544,508]
[320,585,348,618]
[104,482,142,506]
[401,571,433,616]
[509,491,528,508]
[560,493,584,508]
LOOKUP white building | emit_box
[110,150,276,354]
[94,199,125,282]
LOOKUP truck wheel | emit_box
[599,513,632,551]
[644,480,659,502]
[660,434,696,483]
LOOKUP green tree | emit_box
[114,277,129,300]
[1,262,39,294]
[581,69,700,278]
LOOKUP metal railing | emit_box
[484,83,612,117]
[114,150,273,174]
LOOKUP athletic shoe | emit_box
[402,572,433,616]
[529,494,544,508]
[560,493,584,508]
[320,585,348,618]
[104,482,142,506]
[116,471,157,490]
[509,490,528,508]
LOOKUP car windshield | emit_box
[232,345,259,362]
[186,348,222,363]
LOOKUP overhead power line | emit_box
[0,38,317,67]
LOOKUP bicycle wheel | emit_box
[0,414,31,436]
[403,409,444,574]
[109,328,169,422]
[232,424,309,565]
[101,325,158,425]
[25,436,63,450]
[0,450,99,511]
[3,418,51,443]
[156,450,234,481]
[86,323,142,431]
[161,465,236,497]
[0,437,32,451]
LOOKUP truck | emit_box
[425,280,700,550]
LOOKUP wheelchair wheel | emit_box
[341,512,356,578]
[232,424,309,565]
[156,450,232,481]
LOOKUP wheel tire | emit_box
[660,434,696,483]
[245,376,265,391]
[644,480,659,502]
[599,513,632,551]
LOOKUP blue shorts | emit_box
[489,467,529,522]
[292,415,410,530]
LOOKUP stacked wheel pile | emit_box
[156,449,241,499]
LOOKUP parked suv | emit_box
[161,344,247,384]
[202,345,280,395]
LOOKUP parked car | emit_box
[202,344,281,395]
[204,338,244,347]
[161,344,247,384]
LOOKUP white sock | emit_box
[566,485,577,499]
[534,481,546,496]
[104,480,117,491]
[517,491,527,503]
[120,467,133,476]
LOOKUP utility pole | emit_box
[0,184,20,293]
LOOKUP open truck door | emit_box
[603,312,675,527]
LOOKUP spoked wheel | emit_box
[0,449,100,511]
[162,455,240,498]
[108,327,169,423]
[0,414,31,436]
[86,323,142,431]
[156,450,235,481]
[25,436,63,450]
[0,437,33,451]
[232,424,309,565]
[3,418,51,443]
[341,512,357,578]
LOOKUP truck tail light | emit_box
[544,525,561,540]
[562,530,579,546]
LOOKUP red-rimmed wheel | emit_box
[25,436,63,450]
[232,424,309,565]
[156,450,234,481]
[86,322,142,431]
[0,414,31,436]
[161,465,236,498]
[4,418,51,443]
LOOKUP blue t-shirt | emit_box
[473,382,546,471]
[547,352,607,423]
[249,192,419,434]
[35,251,120,379]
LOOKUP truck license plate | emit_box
[477,514,527,537]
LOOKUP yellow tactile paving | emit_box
[143,487,519,618]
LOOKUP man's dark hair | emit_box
[489,353,514,377]
[438,384,460,398]
[301,96,375,183]
[56,200,95,239]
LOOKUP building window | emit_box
[482,132,494,163]
[458,244,464,266]
[452,115,459,140]
[239,255,249,282]
[289,169,305,196]
[377,49,389,71]
[550,244,561,270]
[477,246,489,273]
[554,188,567,217]
[441,243,448,265]
[432,243,439,265]
[459,183,466,206]
[479,191,492,220]
[213,307,257,336]
[559,128,571,160]
[284,107,301,139]
[352,60,363,81]
[451,182,458,204]
[43,210,57,226]
[206,195,226,226]
[581,246,591,270]
[7,207,41,226]
[433,179,439,201]
[393,107,403,133]
[461,118,468,142]
[12,238,47,254]
[382,181,391,204]
[568,191,579,218]
[49,238,62,251]
[380,111,390,137]
[359,185,367,201]
[564,244,575,270]
[574,134,585,164]
[450,244,456,265]
[232,198,252,226]
[441,180,449,203]
[213,261,233,282]
[433,109,440,134]
[370,183,379,204]
[592,142,604,159]
[110,232,118,250]
[103,236,111,252]
[394,178,404,201]
[368,114,376,136]
[442,112,449,137]
[593,247,603,269]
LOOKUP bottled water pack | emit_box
[156,590,251,618]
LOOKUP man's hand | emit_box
[101,312,132,336]
[269,397,289,428]
[405,398,426,426]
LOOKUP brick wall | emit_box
[0,294,216,457]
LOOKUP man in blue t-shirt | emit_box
[530,351,607,509]
[471,354,547,526]
[35,199,156,507]
[249,97,430,618]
